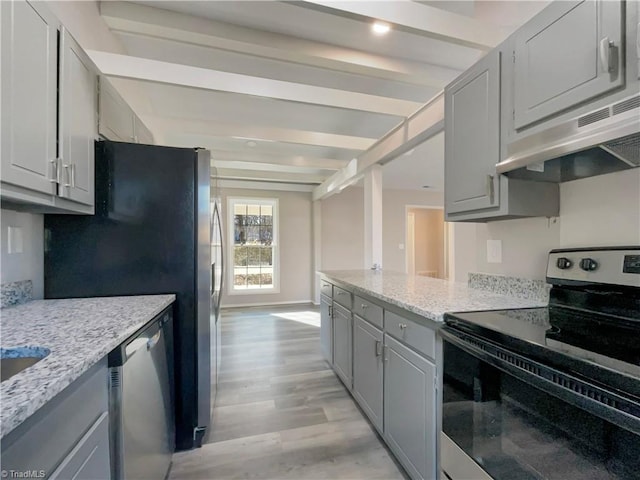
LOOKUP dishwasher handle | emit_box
[147,330,162,351]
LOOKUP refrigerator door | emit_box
[45,140,210,450]
[195,149,212,447]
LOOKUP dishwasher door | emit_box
[109,309,174,480]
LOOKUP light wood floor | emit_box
[169,305,407,480]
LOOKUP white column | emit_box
[312,200,322,304]
[364,165,383,269]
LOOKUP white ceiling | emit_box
[95,1,548,191]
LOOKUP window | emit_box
[228,198,278,294]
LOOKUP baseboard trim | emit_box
[222,300,314,309]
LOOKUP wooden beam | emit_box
[87,50,421,116]
[301,1,503,50]
[313,91,445,200]
[100,1,460,88]
[141,116,375,151]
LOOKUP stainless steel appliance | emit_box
[44,140,224,450]
[441,247,640,480]
[109,308,174,480]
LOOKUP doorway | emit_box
[405,207,448,280]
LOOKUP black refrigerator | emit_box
[44,140,224,450]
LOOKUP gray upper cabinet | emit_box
[1,0,58,197]
[1,1,96,213]
[99,76,154,145]
[320,294,333,365]
[383,335,436,480]
[513,0,624,130]
[59,28,97,207]
[352,316,383,432]
[332,303,352,389]
[445,50,501,215]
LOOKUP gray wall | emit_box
[0,209,44,298]
[220,188,313,307]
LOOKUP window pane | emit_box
[233,273,246,286]
[261,205,273,225]
[234,204,247,216]
[259,246,272,266]
[234,246,247,266]
[246,273,261,286]
[261,273,273,287]
[244,226,259,244]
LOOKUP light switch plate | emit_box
[487,239,502,263]
[399,243,405,250]
[8,226,24,254]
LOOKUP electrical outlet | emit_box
[399,243,405,250]
[487,239,502,263]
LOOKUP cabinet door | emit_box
[384,335,437,480]
[332,304,352,389]
[98,76,135,142]
[353,316,383,432]
[513,0,624,129]
[320,294,333,364]
[444,50,500,215]
[49,412,110,480]
[59,28,97,206]
[1,0,58,196]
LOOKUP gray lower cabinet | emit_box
[352,315,383,432]
[384,335,437,480]
[0,359,111,479]
[320,294,333,364]
[332,303,352,389]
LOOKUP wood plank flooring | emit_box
[169,305,407,480]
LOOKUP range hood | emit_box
[497,93,640,182]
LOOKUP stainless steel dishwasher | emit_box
[109,307,175,480]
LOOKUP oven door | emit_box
[441,326,640,480]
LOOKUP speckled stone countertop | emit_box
[0,294,175,439]
[320,270,547,322]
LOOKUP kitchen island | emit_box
[318,270,547,480]
[0,294,175,478]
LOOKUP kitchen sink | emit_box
[0,347,50,382]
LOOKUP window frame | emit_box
[226,197,280,295]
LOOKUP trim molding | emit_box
[222,299,314,309]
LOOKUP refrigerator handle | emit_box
[218,205,225,311]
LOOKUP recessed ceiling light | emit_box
[246,140,257,148]
[422,185,432,189]
[372,22,391,36]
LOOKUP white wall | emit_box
[0,210,44,298]
[220,188,313,307]
[382,190,444,272]
[458,169,640,280]
[320,186,365,270]
[320,187,444,272]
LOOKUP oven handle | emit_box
[441,327,640,435]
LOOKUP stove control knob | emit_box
[556,257,572,270]
[579,258,598,272]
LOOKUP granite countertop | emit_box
[0,294,175,439]
[320,270,547,322]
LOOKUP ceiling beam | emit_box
[216,168,325,185]
[217,179,315,192]
[100,1,460,88]
[213,160,337,176]
[300,1,503,50]
[141,116,375,151]
[313,91,445,200]
[87,50,421,116]
[207,149,349,170]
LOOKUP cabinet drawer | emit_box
[353,295,383,329]
[333,286,352,309]
[321,280,333,298]
[385,311,435,359]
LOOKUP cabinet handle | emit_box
[328,305,333,318]
[375,340,383,357]
[70,164,76,188]
[62,162,72,188]
[50,159,59,183]
[383,345,389,362]
[337,291,346,296]
[361,304,368,310]
[399,323,407,330]
[486,174,495,203]
[599,37,615,73]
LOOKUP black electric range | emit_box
[441,247,640,480]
